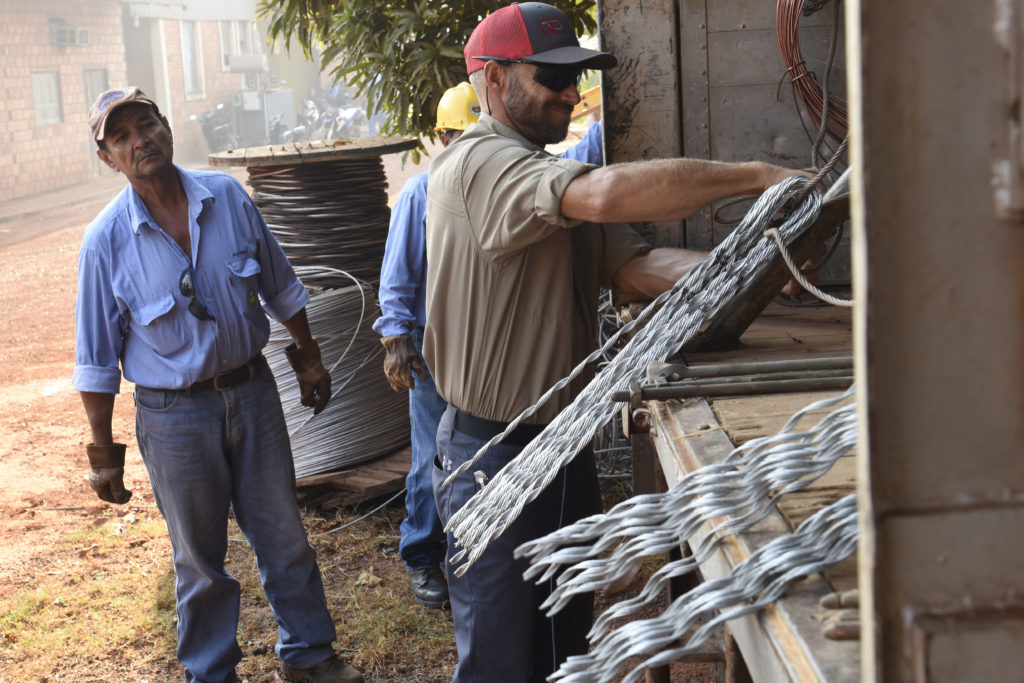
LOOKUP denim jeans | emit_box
[399,328,448,571]
[134,356,336,683]
[432,405,601,683]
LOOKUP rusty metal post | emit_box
[627,381,664,496]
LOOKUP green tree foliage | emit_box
[258,0,597,143]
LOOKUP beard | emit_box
[504,70,571,146]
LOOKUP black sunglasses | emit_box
[477,57,583,93]
[179,266,216,321]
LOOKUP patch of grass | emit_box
[3,481,671,682]
[341,574,455,678]
[0,590,50,641]
[231,501,457,682]
[0,514,179,681]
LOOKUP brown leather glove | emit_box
[86,443,132,505]
[380,334,426,391]
[285,338,332,414]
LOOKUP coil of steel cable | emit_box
[266,278,410,479]
[777,0,847,144]
[247,157,391,288]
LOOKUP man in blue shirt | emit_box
[374,82,603,610]
[74,87,362,683]
[375,82,480,609]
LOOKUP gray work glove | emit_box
[380,334,426,391]
[86,443,132,505]
[285,338,332,415]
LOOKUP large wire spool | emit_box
[207,137,421,289]
[248,158,390,287]
[207,138,420,478]
[266,277,410,479]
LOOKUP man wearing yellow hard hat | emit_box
[373,81,602,609]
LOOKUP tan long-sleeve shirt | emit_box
[423,115,649,424]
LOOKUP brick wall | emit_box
[0,1,263,202]
[0,0,126,202]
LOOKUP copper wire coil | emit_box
[777,0,848,145]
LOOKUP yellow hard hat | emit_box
[435,82,481,132]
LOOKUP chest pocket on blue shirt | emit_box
[226,255,263,313]
[130,292,193,357]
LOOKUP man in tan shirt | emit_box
[424,4,806,681]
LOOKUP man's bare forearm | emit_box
[561,159,802,224]
[80,391,116,446]
[612,247,708,302]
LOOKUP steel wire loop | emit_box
[516,387,856,625]
[550,495,858,682]
[266,270,410,478]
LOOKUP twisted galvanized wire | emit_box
[266,270,409,478]
[515,387,856,622]
[444,175,823,574]
[552,494,859,683]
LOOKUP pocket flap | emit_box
[134,293,176,326]
[227,256,261,278]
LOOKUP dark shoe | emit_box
[280,654,364,683]
[409,566,449,608]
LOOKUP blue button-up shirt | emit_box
[560,119,604,165]
[373,170,429,338]
[373,121,604,337]
[73,166,309,393]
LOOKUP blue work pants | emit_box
[432,405,601,682]
[399,328,448,571]
[134,356,336,683]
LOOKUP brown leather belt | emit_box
[187,356,262,392]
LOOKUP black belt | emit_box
[453,408,546,447]
[188,356,262,392]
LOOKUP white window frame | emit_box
[220,20,258,72]
[180,20,205,98]
[237,20,252,57]
[31,71,63,125]
[220,21,233,71]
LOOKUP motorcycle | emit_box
[190,103,238,153]
[297,99,321,137]
[317,105,368,141]
[268,113,308,145]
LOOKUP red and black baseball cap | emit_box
[465,2,617,75]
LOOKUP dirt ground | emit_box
[0,214,129,586]
[0,157,719,682]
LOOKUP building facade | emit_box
[0,0,295,202]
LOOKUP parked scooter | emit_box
[268,113,308,145]
[315,102,368,140]
[336,106,369,138]
[190,103,238,153]
[297,99,321,137]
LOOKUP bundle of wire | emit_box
[265,277,410,479]
[246,157,391,287]
[776,0,847,145]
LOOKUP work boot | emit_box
[409,566,449,608]
[280,654,364,683]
